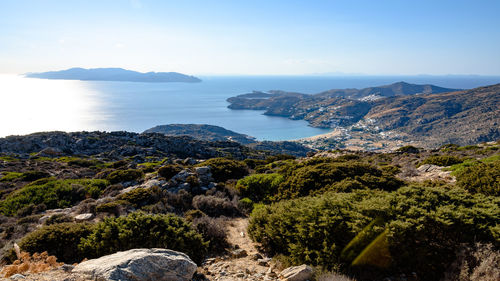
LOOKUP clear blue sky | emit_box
[1,0,499,75]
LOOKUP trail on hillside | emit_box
[199,217,279,281]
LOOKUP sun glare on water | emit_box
[0,74,105,137]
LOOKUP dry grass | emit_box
[1,244,63,277]
[443,243,500,281]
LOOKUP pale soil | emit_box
[296,129,342,142]
[199,217,280,281]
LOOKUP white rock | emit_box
[74,213,94,222]
[9,273,25,280]
[279,264,313,281]
[73,248,197,281]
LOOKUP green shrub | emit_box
[196,158,248,182]
[157,164,182,180]
[19,223,94,263]
[119,188,154,207]
[137,161,162,173]
[236,173,284,202]
[0,171,50,182]
[44,213,73,225]
[0,172,23,182]
[107,169,144,184]
[95,200,130,215]
[20,171,51,181]
[0,179,109,216]
[79,212,208,264]
[340,217,386,263]
[420,155,464,167]
[243,158,266,169]
[396,145,420,153]
[67,158,102,167]
[248,186,499,280]
[456,161,500,196]
[238,197,254,214]
[276,161,402,199]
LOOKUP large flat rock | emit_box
[73,248,197,281]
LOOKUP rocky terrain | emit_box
[0,132,498,281]
[227,82,499,148]
[144,124,257,145]
[0,131,311,160]
[143,125,313,157]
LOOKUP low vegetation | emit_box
[248,185,499,280]
[0,178,109,216]
[0,137,498,280]
[196,158,248,182]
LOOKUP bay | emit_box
[0,74,499,140]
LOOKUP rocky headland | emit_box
[227,82,500,149]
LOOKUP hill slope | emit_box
[25,67,201,83]
[366,83,500,145]
[144,124,256,144]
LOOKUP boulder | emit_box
[279,264,313,281]
[74,213,94,222]
[73,248,197,281]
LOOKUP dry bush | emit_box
[442,243,500,281]
[1,247,62,277]
[191,216,229,253]
[192,195,240,217]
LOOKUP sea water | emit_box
[0,74,498,140]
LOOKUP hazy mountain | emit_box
[25,67,201,83]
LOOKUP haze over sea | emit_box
[1,74,499,140]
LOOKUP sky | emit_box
[1,0,500,75]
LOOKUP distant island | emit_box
[25,67,202,83]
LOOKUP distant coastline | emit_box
[25,67,202,83]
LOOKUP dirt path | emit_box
[199,217,280,281]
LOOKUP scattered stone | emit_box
[74,213,94,222]
[73,248,197,281]
[251,253,263,261]
[60,263,75,272]
[231,249,248,258]
[279,264,313,281]
[257,258,271,266]
[141,179,162,189]
[9,274,25,280]
[38,215,51,224]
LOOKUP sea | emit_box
[1,74,499,140]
